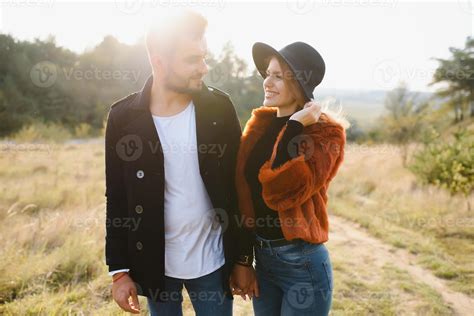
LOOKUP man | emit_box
[104,10,242,315]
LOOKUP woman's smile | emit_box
[264,90,279,98]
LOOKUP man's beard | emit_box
[165,70,203,94]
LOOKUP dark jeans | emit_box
[252,234,333,316]
[146,264,232,316]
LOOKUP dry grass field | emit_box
[0,141,472,315]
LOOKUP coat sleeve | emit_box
[104,109,130,272]
[258,123,345,212]
[222,99,255,259]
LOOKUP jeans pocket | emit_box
[274,249,307,269]
[322,257,333,291]
[301,241,326,255]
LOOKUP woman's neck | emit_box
[276,102,299,117]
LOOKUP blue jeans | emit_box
[252,235,333,316]
[146,264,232,316]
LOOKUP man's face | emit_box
[163,36,209,94]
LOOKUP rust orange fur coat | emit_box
[235,105,346,243]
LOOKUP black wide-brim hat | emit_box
[252,41,325,102]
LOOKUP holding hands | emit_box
[229,264,260,300]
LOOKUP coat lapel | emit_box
[192,83,219,176]
[122,76,164,166]
[121,75,218,177]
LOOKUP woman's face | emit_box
[263,57,296,108]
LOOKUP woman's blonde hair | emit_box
[268,55,351,130]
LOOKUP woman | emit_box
[229,42,349,315]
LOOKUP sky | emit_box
[0,0,472,92]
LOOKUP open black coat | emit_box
[104,75,242,302]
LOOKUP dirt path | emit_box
[328,215,474,316]
[231,215,473,315]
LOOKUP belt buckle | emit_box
[257,239,264,249]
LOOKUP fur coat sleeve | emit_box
[258,121,345,212]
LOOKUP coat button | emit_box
[136,241,143,250]
[135,205,143,214]
[204,170,209,176]
[136,170,144,179]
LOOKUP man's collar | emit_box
[131,74,211,111]
[130,75,153,111]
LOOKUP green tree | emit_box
[380,83,430,166]
[409,127,474,211]
[204,42,263,127]
[431,36,474,120]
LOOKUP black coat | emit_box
[104,75,242,302]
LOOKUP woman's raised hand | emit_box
[289,101,322,127]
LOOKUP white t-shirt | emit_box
[151,100,225,279]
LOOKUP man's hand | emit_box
[229,264,260,300]
[111,273,141,314]
[290,101,322,127]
